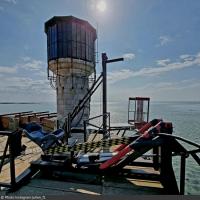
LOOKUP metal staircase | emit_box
[63,73,103,139]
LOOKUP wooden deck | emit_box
[0,132,165,196]
[0,176,164,196]
[0,136,41,184]
[0,113,166,195]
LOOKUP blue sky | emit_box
[0,0,200,102]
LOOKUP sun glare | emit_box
[97,1,107,12]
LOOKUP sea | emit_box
[0,101,199,195]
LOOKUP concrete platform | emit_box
[0,174,164,196]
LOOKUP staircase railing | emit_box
[63,73,103,140]
[83,112,111,142]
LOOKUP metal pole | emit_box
[128,99,131,122]
[84,121,87,142]
[108,112,111,131]
[0,138,9,173]
[67,113,71,144]
[101,53,124,135]
[180,154,186,195]
[9,134,16,188]
[147,99,150,122]
[134,99,136,122]
[102,53,108,135]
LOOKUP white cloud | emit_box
[108,52,200,84]
[3,0,17,4]
[0,66,17,74]
[17,58,45,71]
[0,57,53,102]
[137,79,200,92]
[108,69,132,83]
[107,70,131,83]
[0,57,45,75]
[107,79,200,102]
[134,79,200,101]
[34,71,47,78]
[123,53,136,61]
[6,77,49,91]
[0,0,17,13]
[21,56,31,62]
[156,59,171,66]
[158,35,172,46]
[0,76,55,102]
[179,54,194,61]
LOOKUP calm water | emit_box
[0,101,199,194]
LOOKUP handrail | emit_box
[0,111,33,117]
[70,73,103,121]
[86,113,107,121]
[63,74,103,140]
[84,113,111,142]
[0,131,13,136]
[187,149,200,154]
[84,113,110,130]
[157,133,200,164]
[157,133,200,149]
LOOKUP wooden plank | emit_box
[0,137,41,184]
[0,116,19,130]
[102,177,164,195]
[41,118,56,131]
[29,116,41,123]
